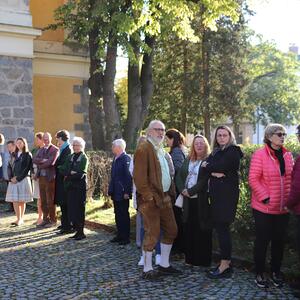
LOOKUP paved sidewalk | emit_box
[0,207,298,299]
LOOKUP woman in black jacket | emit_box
[54,130,72,234]
[60,137,89,240]
[177,135,212,266]
[5,137,33,226]
[203,126,243,279]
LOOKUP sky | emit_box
[248,0,300,52]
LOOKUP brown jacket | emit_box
[133,140,175,207]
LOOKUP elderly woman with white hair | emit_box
[108,138,132,245]
[59,136,89,240]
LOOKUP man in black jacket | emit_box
[54,130,72,234]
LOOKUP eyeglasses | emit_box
[273,132,287,138]
[152,128,165,132]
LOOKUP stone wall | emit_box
[0,56,34,145]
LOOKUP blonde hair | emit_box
[189,135,210,161]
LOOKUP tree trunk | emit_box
[181,41,188,135]
[124,36,155,150]
[103,35,121,150]
[87,26,105,150]
[124,40,142,150]
[201,30,211,142]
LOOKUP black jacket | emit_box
[9,152,32,182]
[205,145,243,223]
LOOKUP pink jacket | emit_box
[249,145,293,215]
[285,155,300,214]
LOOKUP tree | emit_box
[246,41,300,126]
[51,0,240,150]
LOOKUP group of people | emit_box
[108,120,300,287]
[0,131,89,240]
[1,119,300,287]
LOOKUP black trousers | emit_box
[60,202,71,230]
[253,209,289,274]
[172,206,184,253]
[214,222,232,260]
[113,199,130,241]
[296,215,300,261]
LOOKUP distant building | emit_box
[0,0,91,147]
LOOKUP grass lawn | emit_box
[85,197,137,228]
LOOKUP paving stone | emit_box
[0,202,298,299]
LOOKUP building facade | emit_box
[0,0,91,147]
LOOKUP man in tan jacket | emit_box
[133,120,180,279]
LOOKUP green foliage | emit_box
[247,41,300,126]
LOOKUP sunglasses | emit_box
[273,132,287,138]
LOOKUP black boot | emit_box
[74,224,86,241]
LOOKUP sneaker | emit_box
[255,273,268,288]
[270,271,284,287]
[138,256,144,266]
[157,265,182,275]
[142,270,160,280]
[155,254,161,265]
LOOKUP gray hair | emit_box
[112,138,126,151]
[73,136,86,150]
[263,123,286,144]
[146,120,165,135]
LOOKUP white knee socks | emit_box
[160,243,172,268]
[143,251,153,272]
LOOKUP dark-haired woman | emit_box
[203,126,243,279]
[5,137,33,226]
[166,128,187,254]
[54,130,72,234]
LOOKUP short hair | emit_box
[0,133,4,145]
[146,120,165,134]
[16,137,29,153]
[212,125,236,150]
[72,136,86,150]
[263,123,286,144]
[165,128,185,149]
[35,132,44,140]
[55,130,70,142]
[189,135,210,161]
[296,124,300,135]
[112,138,126,151]
[6,140,15,146]
[43,132,52,140]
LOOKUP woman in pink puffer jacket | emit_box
[249,124,293,289]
